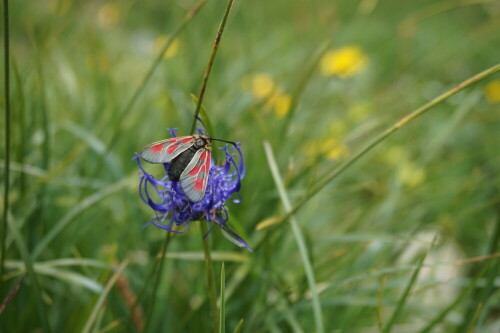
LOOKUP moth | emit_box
[140,134,213,203]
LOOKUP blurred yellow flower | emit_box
[267,93,292,118]
[97,3,121,29]
[396,161,426,188]
[244,73,276,99]
[484,80,500,104]
[154,35,180,59]
[320,46,368,78]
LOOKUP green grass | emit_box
[1,0,500,332]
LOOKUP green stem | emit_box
[144,232,172,333]
[283,64,500,223]
[190,0,235,134]
[1,0,11,292]
[200,222,219,333]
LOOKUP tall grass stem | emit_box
[1,0,11,292]
[144,232,172,333]
[190,0,235,134]
[200,222,220,333]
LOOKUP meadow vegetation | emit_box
[1,0,499,332]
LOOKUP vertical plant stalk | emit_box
[144,231,172,333]
[1,0,11,290]
[264,141,325,333]
[189,0,236,331]
[219,262,226,333]
[280,64,500,223]
[190,0,235,134]
[200,222,220,333]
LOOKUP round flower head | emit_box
[134,128,252,252]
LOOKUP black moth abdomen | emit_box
[167,146,198,181]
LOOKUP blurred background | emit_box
[1,0,499,332]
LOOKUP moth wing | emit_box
[140,136,195,164]
[179,148,211,202]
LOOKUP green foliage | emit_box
[1,0,499,332]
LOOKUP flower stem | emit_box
[1,0,11,294]
[283,64,500,223]
[200,222,219,333]
[144,231,172,333]
[190,0,235,134]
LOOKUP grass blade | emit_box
[1,0,11,292]
[81,259,129,333]
[219,263,226,333]
[7,213,51,332]
[382,253,426,333]
[263,141,325,333]
[0,273,26,314]
[419,263,489,333]
[232,319,244,333]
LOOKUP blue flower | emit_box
[134,129,252,252]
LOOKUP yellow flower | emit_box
[267,93,292,118]
[97,3,121,29]
[320,46,368,78]
[243,73,276,99]
[485,80,500,104]
[154,35,180,59]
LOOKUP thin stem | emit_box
[200,222,219,333]
[190,0,235,134]
[281,64,500,224]
[144,232,172,333]
[1,0,11,292]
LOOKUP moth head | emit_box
[194,135,211,149]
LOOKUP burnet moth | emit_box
[140,134,237,203]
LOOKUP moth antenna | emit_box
[211,138,238,148]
